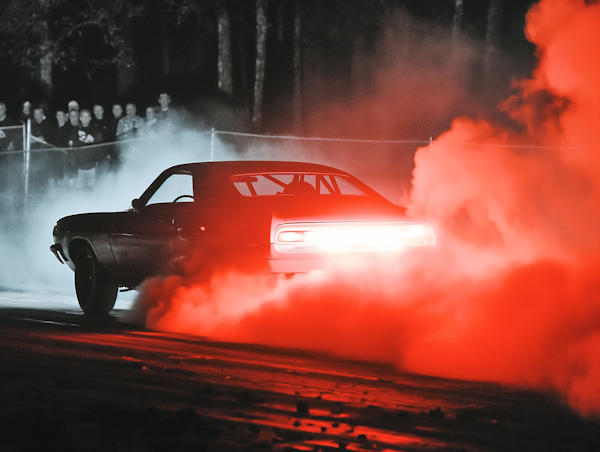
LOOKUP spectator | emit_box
[31,106,52,145]
[143,106,159,135]
[0,102,16,127]
[68,108,80,127]
[68,100,79,113]
[71,109,102,146]
[64,108,81,179]
[91,104,109,138]
[157,93,171,118]
[0,101,17,152]
[116,103,144,140]
[51,110,70,147]
[106,103,123,142]
[48,110,69,186]
[19,101,32,124]
[28,106,53,192]
[66,109,80,147]
[156,93,176,129]
[70,109,103,189]
[1,102,19,193]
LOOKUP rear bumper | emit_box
[267,257,327,274]
[266,244,435,274]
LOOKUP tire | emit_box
[74,247,118,315]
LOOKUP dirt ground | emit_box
[1,305,599,452]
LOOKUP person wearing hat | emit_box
[68,100,79,112]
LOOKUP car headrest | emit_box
[283,180,317,195]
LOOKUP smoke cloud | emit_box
[130,0,600,418]
[404,0,600,416]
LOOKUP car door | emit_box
[109,172,195,286]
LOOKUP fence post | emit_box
[24,119,31,198]
[210,127,215,162]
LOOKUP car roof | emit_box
[168,160,353,176]
[139,160,383,204]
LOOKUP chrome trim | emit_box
[49,244,66,264]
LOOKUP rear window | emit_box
[231,173,367,197]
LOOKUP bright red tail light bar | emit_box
[274,222,436,253]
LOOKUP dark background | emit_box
[0,0,537,136]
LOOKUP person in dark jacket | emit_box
[0,102,17,151]
[0,102,16,127]
[0,102,19,191]
[31,107,52,145]
[19,101,32,124]
[47,109,69,186]
[51,110,70,147]
[91,104,109,137]
[69,109,103,189]
[106,103,122,142]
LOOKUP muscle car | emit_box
[50,161,435,314]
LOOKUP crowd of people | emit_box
[0,93,176,191]
[0,93,174,149]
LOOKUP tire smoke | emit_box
[132,0,600,417]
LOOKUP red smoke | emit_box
[133,0,600,416]
[403,0,600,416]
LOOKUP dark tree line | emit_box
[0,0,535,132]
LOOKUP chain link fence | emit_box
[0,123,428,205]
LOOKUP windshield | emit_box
[231,173,368,197]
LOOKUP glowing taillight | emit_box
[274,222,435,253]
[278,231,306,242]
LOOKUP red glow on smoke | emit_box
[134,0,600,416]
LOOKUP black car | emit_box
[51,161,435,314]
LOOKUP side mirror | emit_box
[131,198,144,213]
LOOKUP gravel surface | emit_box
[1,305,599,452]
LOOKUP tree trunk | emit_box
[237,15,250,114]
[39,0,52,97]
[301,3,324,134]
[277,0,284,44]
[117,33,135,95]
[292,0,302,133]
[252,0,268,129]
[161,17,171,77]
[217,4,233,97]
[452,0,464,41]
[484,0,502,71]
[40,39,52,97]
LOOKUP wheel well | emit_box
[69,239,93,263]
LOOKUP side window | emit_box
[146,174,194,206]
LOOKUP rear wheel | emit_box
[75,247,118,315]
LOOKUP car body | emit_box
[50,161,435,314]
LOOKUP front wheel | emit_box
[75,247,118,315]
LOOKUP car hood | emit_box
[55,212,120,233]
